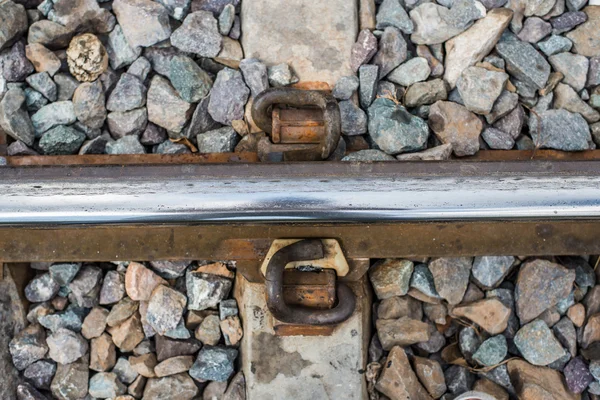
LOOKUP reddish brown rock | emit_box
[515,259,576,324]
[507,359,579,400]
[129,353,158,378]
[82,306,109,339]
[429,101,483,157]
[376,347,433,400]
[378,296,423,320]
[154,356,194,378]
[90,333,117,372]
[452,298,511,334]
[376,317,431,350]
[567,303,585,328]
[368,259,414,300]
[107,297,139,327]
[125,262,167,301]
[108,313,145,352]
[413,356,446,399]
[473,379,509,400]
[583,313,600,348]
[195,262,235,279]
[25,43,61,76]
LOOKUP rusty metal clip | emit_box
[252,88,341,161]
[264,239,356,325]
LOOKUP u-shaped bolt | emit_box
[265,239,356,325]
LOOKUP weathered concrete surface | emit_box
[241,0,358,86]
[0,265,29,399]
[235,273,370,399]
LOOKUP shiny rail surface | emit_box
[1,161,600,225]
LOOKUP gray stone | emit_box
[73,80,106,129]
[47,328,88,364]
[155,335,200,362]
[189,346,238,382]
[25,274,60,303]
[459,327,480,363]
[404,79,448,108]
[514,320,566,366]
[588,56,600,87]
[193,0,239,14]
[67,266,102,308]
[567,0,587,11]
[415,323,446,353]
[183,96,220,140]
[157,0,190,20]
[517,17,552,42]
[169,55,212,103]
[529,109,592,150]
[0,42,34,82]
[409,3,467,45]
[89,372,127,398]
[351,30,378,73]
[106,25,141,70]
[50,263,81,286]
[494,104,525,138]
[551,11,587,34]
[341,149,396,161]
[0,1,28,52]
[495,40,551,89]
[50,361,88,400]
[39,307,83,333]
[106,73,147,113]
[9,324,48,371]
[140,123,168,146]
[208,68,249,125]
[339,100,367,136]
[219,299,238,320]
[482,127,515,149]
[444,0,487,30]
[486,90,519,124]
[39,125,86,155]
[516,134,535,150]
[31,101,76,136]
[564,356,593,393]
[538,35,573,57]
[396,143,453,160]
[154,141,190,154]
[107,108,148,139]
[472,256,515,289]
[457,66,508,115]
[0,88,35,146]
[387,57,431,87]
[99,271,125,305]
[553,317,577,357]
[376,0,413,33]
[218,4,235,34]
[23,360,56,390]
[229,15,241,39]
[112,0,171,48]
[429,257,472,305]
[24,88,48,112]
[143,373,199,398]
[127,57,151,82]
[267,63,298,87]
[372,27,408,78]
[147,285,187,335]
[333,75,359,100]
[106,135,146,154]
[171,11,221,57]
[7,141,38,156]
[358,64,378,109]
[239,58,268,98]
[409,263,441,299]
[186,271,232,310]
[223,371,245,400]
[54,74,79,102]
[549,52,589,92]
[196,126,239,153]
[144,46,184,77]
[79,133,109,154]
[26,72,56,102]
[48,0,115,34]
[16,383,48,400]
[367,97,429,155]
[113,357,138,384]
[445,365,475,395]
[473,335,507,367]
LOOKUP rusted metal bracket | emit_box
[252,88,341,161]
[264,240,356,325]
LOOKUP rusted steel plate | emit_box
[1,220,600,262]
[3,152,259,166]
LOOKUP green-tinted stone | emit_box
[38,125,85,155]
[169,55,213,103]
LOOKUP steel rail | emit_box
[1,161,600,225]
